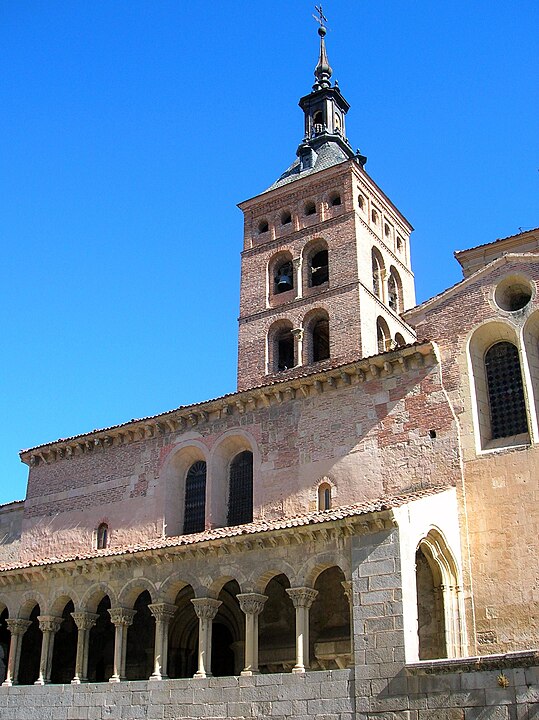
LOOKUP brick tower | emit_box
[237,21,416,392]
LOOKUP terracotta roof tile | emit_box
[0,486,451,573]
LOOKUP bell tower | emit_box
[236,17,416,392]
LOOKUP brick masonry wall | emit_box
[16,356,460,564]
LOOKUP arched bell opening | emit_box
[0,608,10,685]
[50,601,77,684]
[258,574,295,673]
[310,567,351,670]
[213,581,243,677]
[18,604,42,685]
[125,591,155,681]
[87,596,114,682]
[168,586,198,679]
[416,545,446,660]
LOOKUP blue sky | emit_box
[1,1,537,505]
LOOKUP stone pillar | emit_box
[2,619,32,686]
[71,612,99,684]
[286,587,318,673]
[237,593,267,676]
[108,608,136,682]
[341,580,354,667]
[191,598,221,679]
[293,257,303,299]
[35,616,63,685]
[148,603,177,681]
[291,328,303,368]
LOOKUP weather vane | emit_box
[313,5,328,28]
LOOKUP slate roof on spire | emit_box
[265,141,352,191]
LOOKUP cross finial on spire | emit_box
[313,5,328,28]
[312,5,332,90]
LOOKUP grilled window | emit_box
[183,461,207,534]
[485,342,528,439]
[228,451,253,526]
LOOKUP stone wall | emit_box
[0,660,537,720]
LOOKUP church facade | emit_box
[0,21,538,720]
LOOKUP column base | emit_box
[149,672,162,681]
[292,666,305,674]
[1,679,13,687]
[240,669,260,676]
[34,677,45,686]
[109,675,121,683]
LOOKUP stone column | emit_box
[286,587,318,674]
[341,580,354,667]
[35,616,63,685]
[237,593,267,676]
[191,598,221,679]
[71,611,99,684]
[148,603,177,681]
[293,257,302,299]
[108,608,136,682]
[2,619,31,686]
[291,328,303,368]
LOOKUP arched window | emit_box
[358,194,365,210]
[318,482,332,511]
[96,523,109,550]
[312,318,330,362]
[377,317,391,353]
[228,451,253,526]
[183,461,206,534]
[258,220,269,235]
[329,191,341,207]
[395,332,406,347]
[304,201,316,216]
[388,268,402,313]
[372,249,384,299]
[310,249,329,287]
[485,342,528,439]
[276,327,295,371]
[281,210,292,226]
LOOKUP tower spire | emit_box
[312,6,332,90]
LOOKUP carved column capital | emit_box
[37,616,63,634]
[341,581,353,605]
[237,593,268,617]
[191,598,221,621]
[148,603,177,623]
[6,619,32,636]
[71,612,99,631]
[108,607,136,627]
[286,587,318,609]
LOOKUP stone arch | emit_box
[467,320,529,450]
[206,569,250,599]
[267,318,296,373]
[160,571,205,605]
[311,565,351,670]
[251,564,297,595]
[17,592,46,620]
[268,249,295,301]
[301,555,351,589]
[118,578,158,609]
[312,475,336,512]
[302,307,330,365]
[209,430,259,529]
[416,528,463,659]
[161,438,208,538]
[49,589,79,618]
[80,582,118,614]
